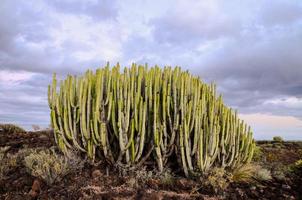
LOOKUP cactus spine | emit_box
[48,63,255,176]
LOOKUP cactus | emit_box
[48,63,255,176]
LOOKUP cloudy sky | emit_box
[0,0,302,140]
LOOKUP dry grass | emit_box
[231,164,257,183]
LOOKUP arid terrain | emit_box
[0,127,301,200]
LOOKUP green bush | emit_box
[294,159,302,169]
[297,149,302,158]
[48,64,255,176]
[0,124,25,133]
[273,136,284,143]
[254,167,272,181]
[266,152,278,162]
[289,159,302,173]
[204,167,231,193]
[272,169,286,181]
[24,148,84,185]
[252,146,263,162]
[0,147,12,179]
[0,147,33,179]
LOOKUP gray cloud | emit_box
[0,73,50,129]
[48,0,118,21]
[198,26,302,118]
[0,0,118,74]
[0,0,119,130]
[142,0,302,121]
[259,1,302,26]
[0,0,302,139]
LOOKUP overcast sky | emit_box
[0,0,302,140]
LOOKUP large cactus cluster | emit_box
[48,63,255,176]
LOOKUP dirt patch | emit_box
[0,130,54,153]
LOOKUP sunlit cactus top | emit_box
[48,63,255,176]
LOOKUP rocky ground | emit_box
[0,128,301,200]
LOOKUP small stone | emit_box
[281,184,291,190]
[146,179,160,189]
[92,169,102,178]
[235,188,244,197]
[251,190,259,197]
[28,180,41,199]
[38,134,48,140]
[28,190,38,198]
[176,178,196,190]
[31,179,41,192]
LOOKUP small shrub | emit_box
[123,167,175,188]
[289,159,302,172]
[273,136,283,143]
[254,167,272,181]
[132,167,153,184]
[159,170,175,186]
[0,146,16,180]
[295,159,302,168]
[272,169,286,181]
[231,164,257,183]
[0,159,11,180]
[120,167,154,188]
[1,147,53,180]
[266,152,278,162]
[231,164,274,183]
[14,147,36,158]
[24,148,84,185]
[204,167,231,193]
[252,146,263,162]
[0,147,9,179]
[0,124,25,133]
[297,149,302,158]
